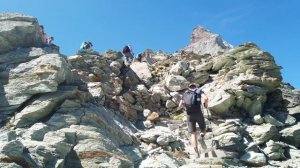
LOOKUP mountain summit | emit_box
[184,26,233,55]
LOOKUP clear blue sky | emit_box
[1,0,299,88]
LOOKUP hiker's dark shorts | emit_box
[186,113,206,133]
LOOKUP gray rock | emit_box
[253,115,264,124]
[122,92,135,104]
[267,111,296,126]
[170,61,188,75]
[195,61,213,72]
[264,114,285,126]
[0,13,42,54]
[263,140,286,160]
[60,99,81,109]
[0,47,58,64]
[1,54,73,114]
[156,134,176,146]
[240,151,266,167]
[87,82,105,105]
[213,132,244,153]
[139,153,180,168]
[188,71,209,85]
[170,92,181,105]
[166,100,177,109]
[165,75,189,92]
[22,123,50,141]
[13,87,78,128]
[280,122,300,147]
[150,84,171,101]
[130,62,152,85]
[0,140,24,157]
[139,126,174,144]
[280,83,300,115]
[103,50,122,60]
[0,131,16,142]
[246,124,279,144]
[208,90,235,116]
[43,131,73,158]
[289,148,300,159]
[0,163,22,168]
[136,84,149,95]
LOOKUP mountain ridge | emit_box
[0,13,299,168]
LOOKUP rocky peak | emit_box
[184,26,233,55]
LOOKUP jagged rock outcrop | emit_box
[0,54,73,114]
[183,26,233,55]
[280,83,300,116]
[203,43,282,117]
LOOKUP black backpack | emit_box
[182,89,201,115]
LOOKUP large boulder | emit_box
[130,62,152,85]
[139,153,180,168]
[170,61,188,75]
[0,54,73,114]
[263,140,286,160]
[280,122,300,147]
[13,87,78,128]
[280,83,300,116]
[246,124,279,144]
[240,151,267,167]
[208,90,235,116]
[165,75,189,92]
[0,13,43,54]
[203,44,282,118]
[15,103,141,167]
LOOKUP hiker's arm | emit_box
[202,93,208,108]
[178,100,184,109]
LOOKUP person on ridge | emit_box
[39,25,47,44]
[46,36,54,45]
[178,83,209,158]
[122,44,134,66]
[80,41,93,51]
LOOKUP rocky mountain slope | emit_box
[0,13,299,168]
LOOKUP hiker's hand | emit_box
[204,99,208,108]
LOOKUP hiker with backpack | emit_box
[46,36,54,45]
[178,83,209,158]
[80,41,93,51]
[122,44,134,66]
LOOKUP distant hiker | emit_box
[39,25,47,43]
[122,44,134,66]
[46,36,54,45]
[178,83,209,158]
[137,53,143,62]
[80,41,93,51]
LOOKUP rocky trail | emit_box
[0,13,299,168]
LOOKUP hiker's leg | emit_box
[190,131,198,148]
[198,114,206,136]
[191,131,200,158]
[188,120,200,157]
